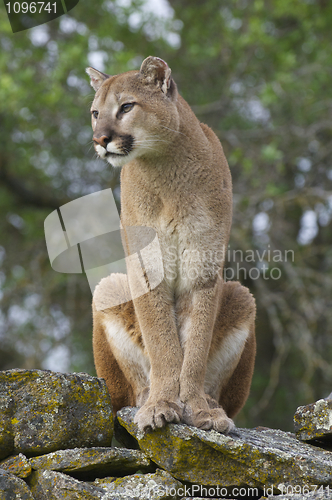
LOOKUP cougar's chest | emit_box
[157,204,214,295]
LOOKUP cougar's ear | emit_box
[86,67,111,92]
[139,56,176,98]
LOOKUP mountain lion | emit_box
[87,56,256,433]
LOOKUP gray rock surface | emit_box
[29,469,182,500]
[117,406,332,491]
[265,490,332,500]
[29,469,105,499]
[294,398,332,443]
[2,368,332,500]
[29,446,152,480]
[0,369,113,459]
[96,469,183,499]
[0,469,34,499]
[0,453,31,478]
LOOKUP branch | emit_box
[0,159,70,210]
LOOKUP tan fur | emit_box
[86,57,256,433]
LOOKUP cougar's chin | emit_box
[95,144,135,168]
[105,151,136,168]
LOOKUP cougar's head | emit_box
[86,56,179,168]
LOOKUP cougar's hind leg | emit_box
[218,322,256,418]
[93,305,134,414]
[205,280,256,419]
[92,273,150,415]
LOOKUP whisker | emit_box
[135,136,169,142]
[159,124,188,138]
[148,134,172,144]
[133,143,158,152]
[134,138,171,147]
[134,141,167,147]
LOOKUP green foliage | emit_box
[1,0,332,431]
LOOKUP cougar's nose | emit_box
[93,135,111,148]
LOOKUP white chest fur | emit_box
[156,208,221,296]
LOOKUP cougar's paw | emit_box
[182,403,235,434]
[134,400,184,432]
[209,408,235,433]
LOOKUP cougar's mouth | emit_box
[109,134,134,156]
[105,151,128,158]
[95,135,136,168]
[95,134,134,159]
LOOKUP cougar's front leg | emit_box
[179,279,235,433]
[132,283,184,431]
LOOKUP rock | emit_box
[117,406,332,491]
[294,399,332,443]
[93,477,116,485]
[29,446,153,480]
[0,469,34,499]
[265,488,332,499]
[29,469,182,500]
[0,416,14,460]
[114,416,140,450]
[95,469,183,499]
[0,453,31,478]
[29,469,105,500]
[0,369,113,459]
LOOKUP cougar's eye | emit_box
[92,110,99,119]
[120,103,135,114]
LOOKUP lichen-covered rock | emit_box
[29,469,105,500]
[0,453,31,478]
[29,469,181,500]
[265,489,332,499]
[117,407,332,491]
[114,417,140,450]
[294,399,332,442]
[0,369,113,459]
[0,469,34,499]
[96,469,183,499]
[0,416,14,460]
[93,477,116,486]
[29,446,153,480]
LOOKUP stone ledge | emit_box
[1,369,332,499]
[117,406,332,491]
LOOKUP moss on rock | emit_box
[0,369,113,459]
[29,446,153,480]
[95,469,183,499]
[29,469,105,500]
[117,406,332,491]
[0,453,31,478]
[294,399,332,443]
[29,469,182,500]
[0,469,34,499]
